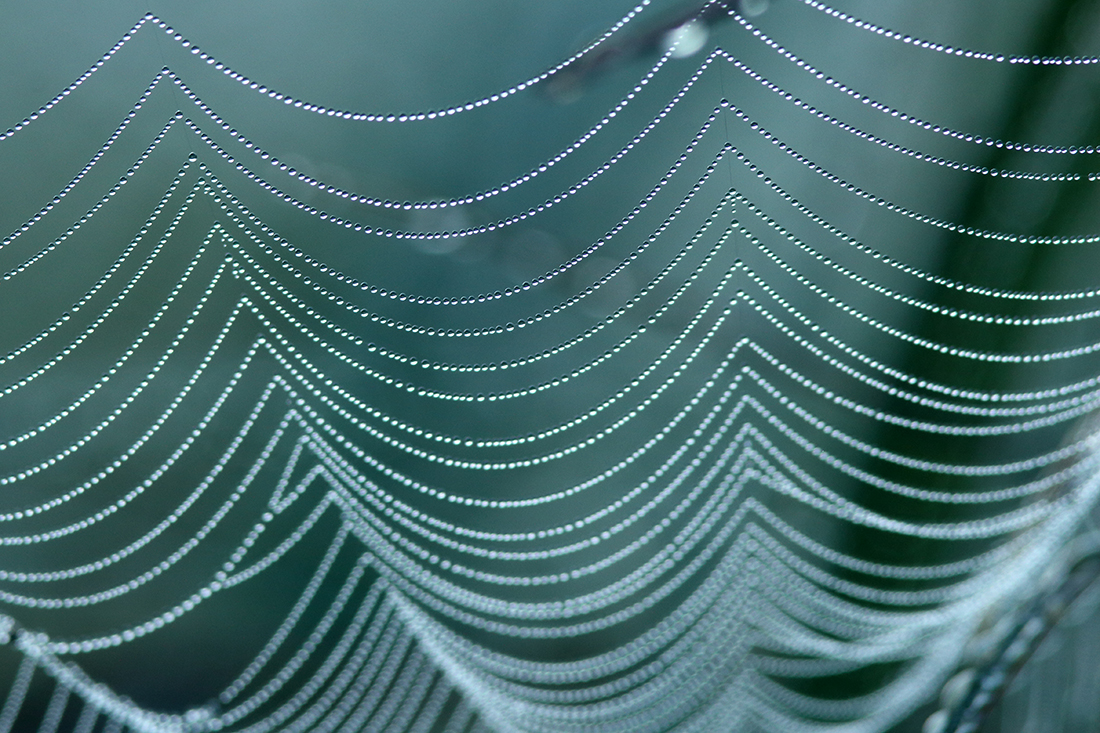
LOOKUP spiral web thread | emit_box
[2,1,1100,731]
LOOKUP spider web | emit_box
[2,1,1100,732]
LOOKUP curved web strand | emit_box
[795,0,1100,66]
[731,13,1100,154]
[1,4,1100,733]
[0,1,658,140]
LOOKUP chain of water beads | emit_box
[0,189,199,448]
[1,163,195,370]
[1,116,184,280]
[2,4,1100,732]
[734,12,1100,154]
[0,249,224,485]
[797,0,1100,66]
[0,0,658,142]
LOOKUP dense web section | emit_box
[3,1,1100,731]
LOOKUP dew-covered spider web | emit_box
[4,1,1100,731]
